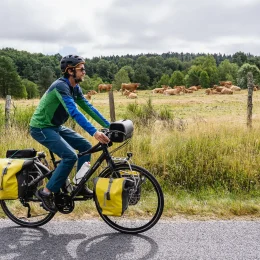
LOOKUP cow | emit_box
[163,87,182,95]
[161,85,171,90]
[84,92,92,100]
[221,88,233,94]
[123,89,138,99]
[205,88,213,95]
[152,88,165,94]
[98,84,112,93]
[121,83,140,94]
[188,86,198,91]
[215,86,224,92]
[230,85,241,91]
[88,90,97,95]
[219,81,232,87]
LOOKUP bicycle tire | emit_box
[0,163,55,227]
[94,163,164,234]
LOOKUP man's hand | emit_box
[94,131,110,144]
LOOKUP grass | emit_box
[1,89,260,219]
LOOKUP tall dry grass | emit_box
[1,90,260,217]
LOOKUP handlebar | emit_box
[77,140,113,158]
[101,128,127,139]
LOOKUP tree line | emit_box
[0,47,260,99]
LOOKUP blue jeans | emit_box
[30,126,92,193]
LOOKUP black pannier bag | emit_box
[6,148,37,159]
[109,120,134,143]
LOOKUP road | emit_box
[0,219,260,260]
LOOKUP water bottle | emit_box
[65,178,73,193]
[73,162,91,185]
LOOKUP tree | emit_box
[108,62,118,82]
[133,65,150,88]
[199,71,210,88]
[11,79,27,99]
[91,75,103,92]
[84,59,96,78]
[113,69,130,90]
[232,51,247,67]
[218,59,239,85]
[22,64,34,81]
[22,79,39,99]
[192,55,218,86]
[0,56,27,98]
[186,65,202,87]
[135,56,148,66]
[96,59,111,82]
[237,63,260,89]
[121,66,134,82]
[38,66,56,95]
[157,74,170,87]
[169,71,184,87]
[164,58,182,72]
[118,57,134,68]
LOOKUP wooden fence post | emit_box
[247,72,254,128]
[108,90,116,122]
[5,95,11,128]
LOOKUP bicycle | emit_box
[0,122,164,234]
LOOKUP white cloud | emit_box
[0,0,259,58]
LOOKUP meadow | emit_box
[1,88,260,219]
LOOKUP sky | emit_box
[0,0,260,59]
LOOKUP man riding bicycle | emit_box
[29,54,110,213]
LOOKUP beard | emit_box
[75,76,84,84]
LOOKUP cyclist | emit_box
[29,54,110,213]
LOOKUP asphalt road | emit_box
[0,219,260,260]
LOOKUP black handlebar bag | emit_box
[109,120,134,143]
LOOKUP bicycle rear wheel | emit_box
[95,163,164,234]
[0,198,55,227]
[0,164,55,227]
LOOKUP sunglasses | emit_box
[75,67,86,72]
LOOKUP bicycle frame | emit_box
[48,141,127,200]
[71,143,116,199]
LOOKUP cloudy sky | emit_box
[0,0,259,58]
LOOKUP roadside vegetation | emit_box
[1,89,260,219]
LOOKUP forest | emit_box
[0,47,260,99]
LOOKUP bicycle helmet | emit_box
[60,54,85,74]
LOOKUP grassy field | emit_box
[1,88,260,220]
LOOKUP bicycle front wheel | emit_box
[0,172,55,227]
[95,163,164,234]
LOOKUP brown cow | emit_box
[230,85,241,91]
[123,89,138,98]
[188,86,198,91]
[219,81,232,87]
[88,90,97,95]
[84,92,92,100]
[98,84,112,93]
[121,83,140,94]
[163,87,182,95]
[152,88,164,94]
[221,88,233,94]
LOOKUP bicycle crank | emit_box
[54,193,75,214]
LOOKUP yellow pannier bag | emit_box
[93,177,130,217]
[0,158,27,200]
